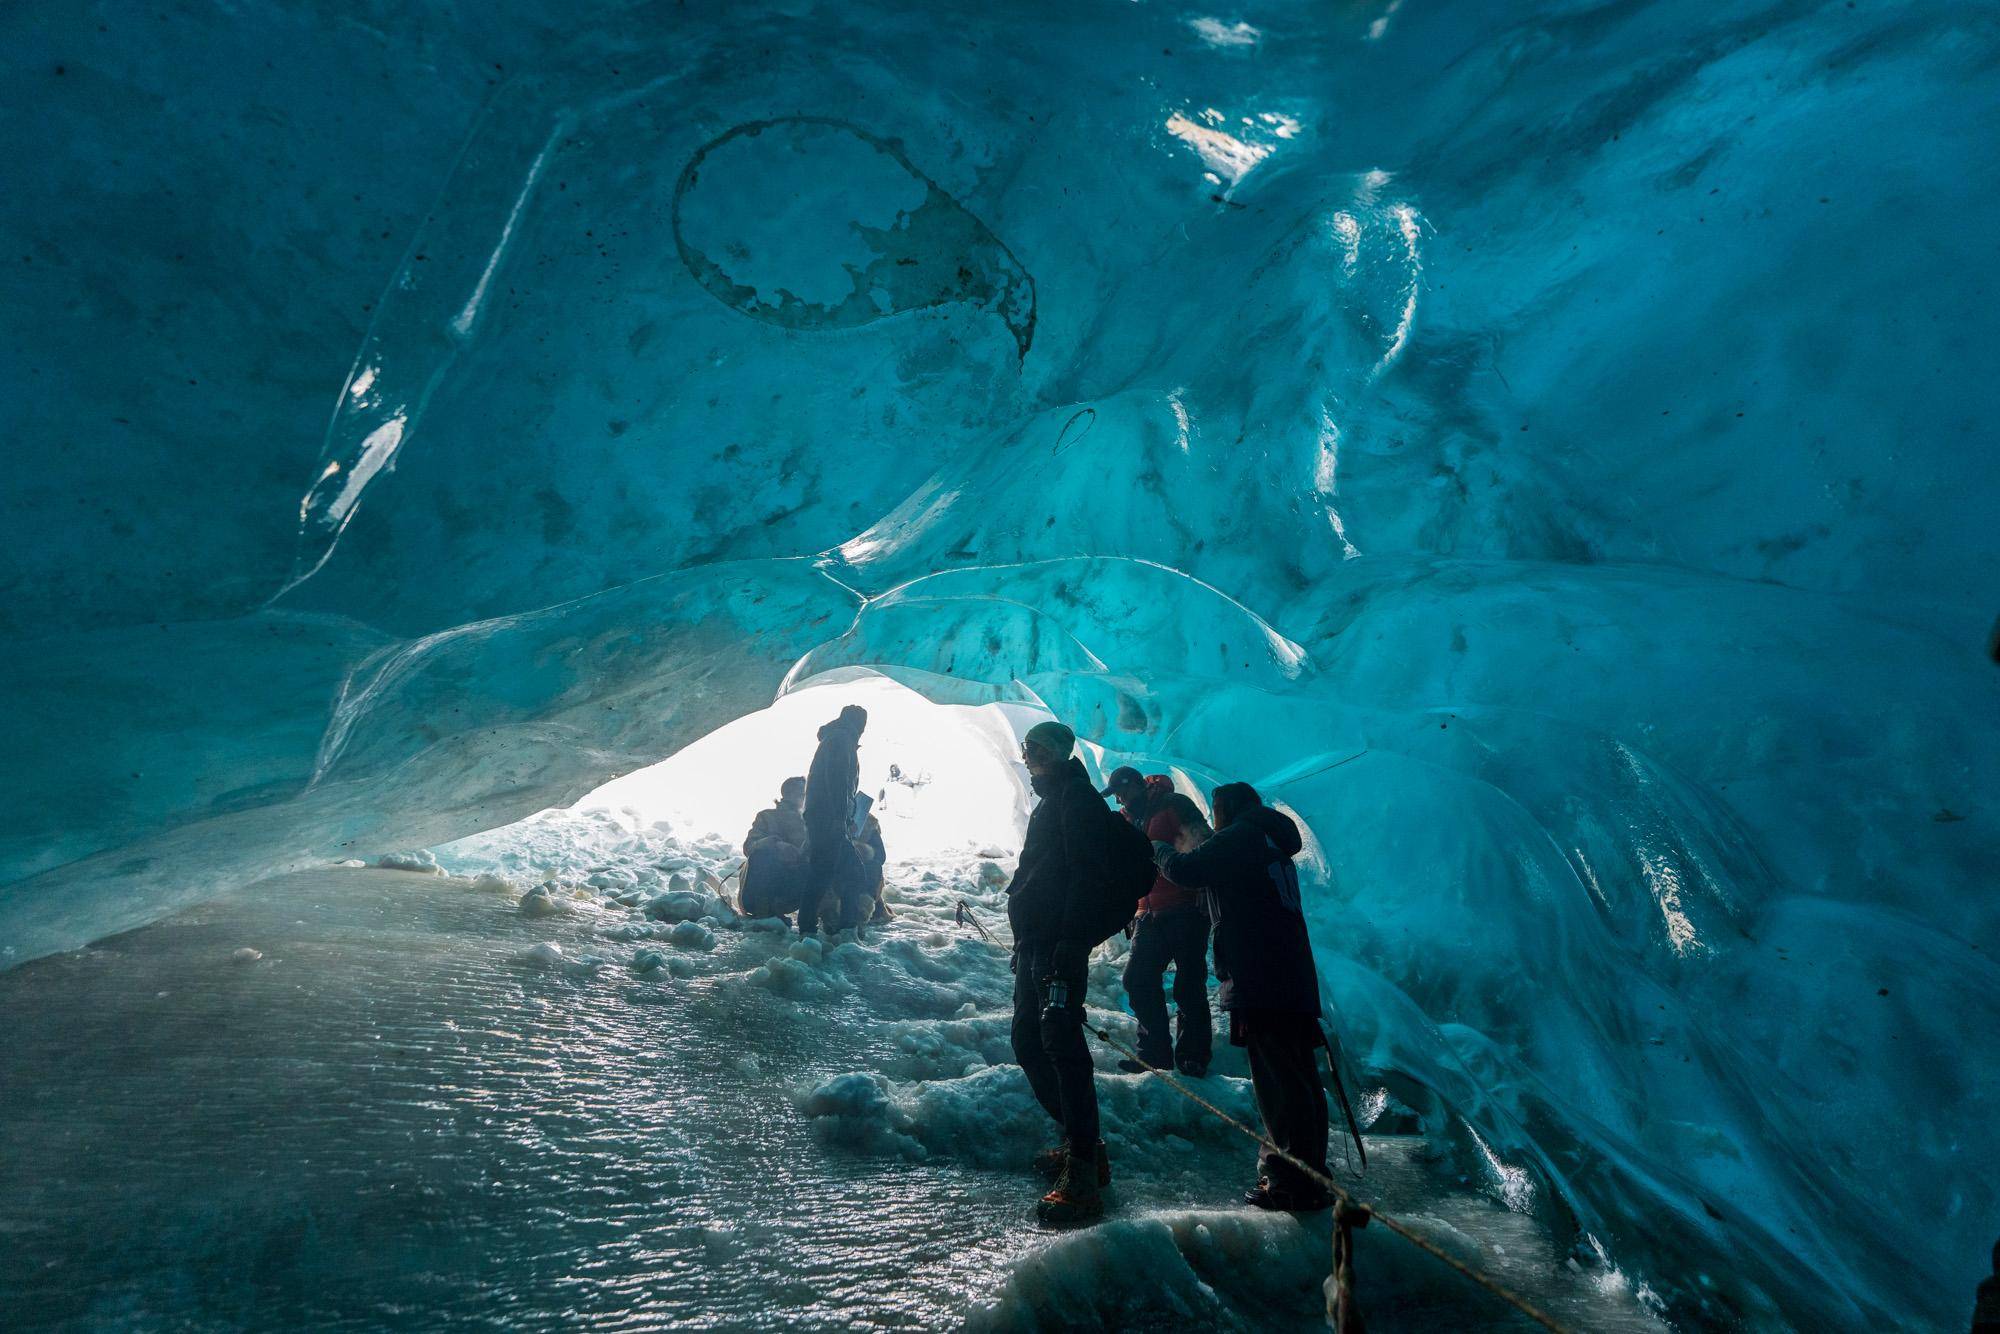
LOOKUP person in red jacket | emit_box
[1109,772,1215,1077]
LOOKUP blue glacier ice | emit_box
[2,0,1997,1328]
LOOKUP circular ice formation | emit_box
[673,117,1035,358]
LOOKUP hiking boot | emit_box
[1116,1057,1159,1075]
[1033,1139,1110,1187]
[1036,1154,1105,1227]
[1175,1056,1209,1078]
[1243,1178,1334,1213]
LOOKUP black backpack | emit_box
[1075,802,1158,946]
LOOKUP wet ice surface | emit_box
[0,854,1665,1332]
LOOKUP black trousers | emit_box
[1236,1012,1330,1193]
[1011,940,1100,1150]
[798,834,859,933]
[1123,909,1213,1068]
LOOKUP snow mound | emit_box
[969,1208,1331,1331]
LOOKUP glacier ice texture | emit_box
[3,0,1997,1328]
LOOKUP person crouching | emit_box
[739,777,809,919]
[1006,720,1114,1226]
[1153,782,1332,1211]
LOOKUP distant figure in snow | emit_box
[1007,720,1118,1226]
[739,777,809,919]
[1105,769,1214,1078]
[1153,782,1332,1212]
[799,705,867,935]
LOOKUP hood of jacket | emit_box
[1239,805,1303,858]
[1029,756,1091,800]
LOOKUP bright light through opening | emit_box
[576,672,1054,859]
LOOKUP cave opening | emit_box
[432,669,1059,886]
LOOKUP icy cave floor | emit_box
[0,852,1666,1332]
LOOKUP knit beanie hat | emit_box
[1022,720,1076,759]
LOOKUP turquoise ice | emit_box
[2,1,1996,1328]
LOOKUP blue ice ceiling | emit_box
[3,0,1997,1327]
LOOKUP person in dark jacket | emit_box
[1007,719,1117,1226]
[1117,774,1214,1077]
[836,811,889,928]
[1974,1238,2000,1334]
[1154,781,1331,1211]
[739,777,809,917]
[1100,766,1151,823]
[800,705,866,935]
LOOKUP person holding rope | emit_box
[1152,781,1332,1212]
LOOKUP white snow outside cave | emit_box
[583,672,1048,858]
[423,672,1070,891]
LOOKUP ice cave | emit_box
[2,0,1996,1329]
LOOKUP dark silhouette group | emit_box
[737,705,888,931]
[738,705,1330,1229]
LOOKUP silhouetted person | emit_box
[739,776,808,918]
[1100,766,1150,822]
[1974,1239,2000,1334]
[1008,719,1115,1226]
[800,705,866,935]
[1116,774,1214,1077]
[1154,781,1331,1211]
[836,810,888,929]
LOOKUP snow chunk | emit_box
[518,883,574,918]
[968,1208,1329,1330]
[516,941,565,968]
[668,920,716,952]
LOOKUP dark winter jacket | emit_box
[1006,757,1118,947]
[744,802,808,857]
[1974,1270,2000,1334]
[1155,805,1320,1017]
[847,816,886,895]
[804,717,862,843]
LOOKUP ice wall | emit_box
[4,0,1997,1326]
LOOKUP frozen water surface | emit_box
[0,860,1666,1332]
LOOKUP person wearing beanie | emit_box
[799,705,868,935]
[1007,718,1116,1226]
[738,776,810,918]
